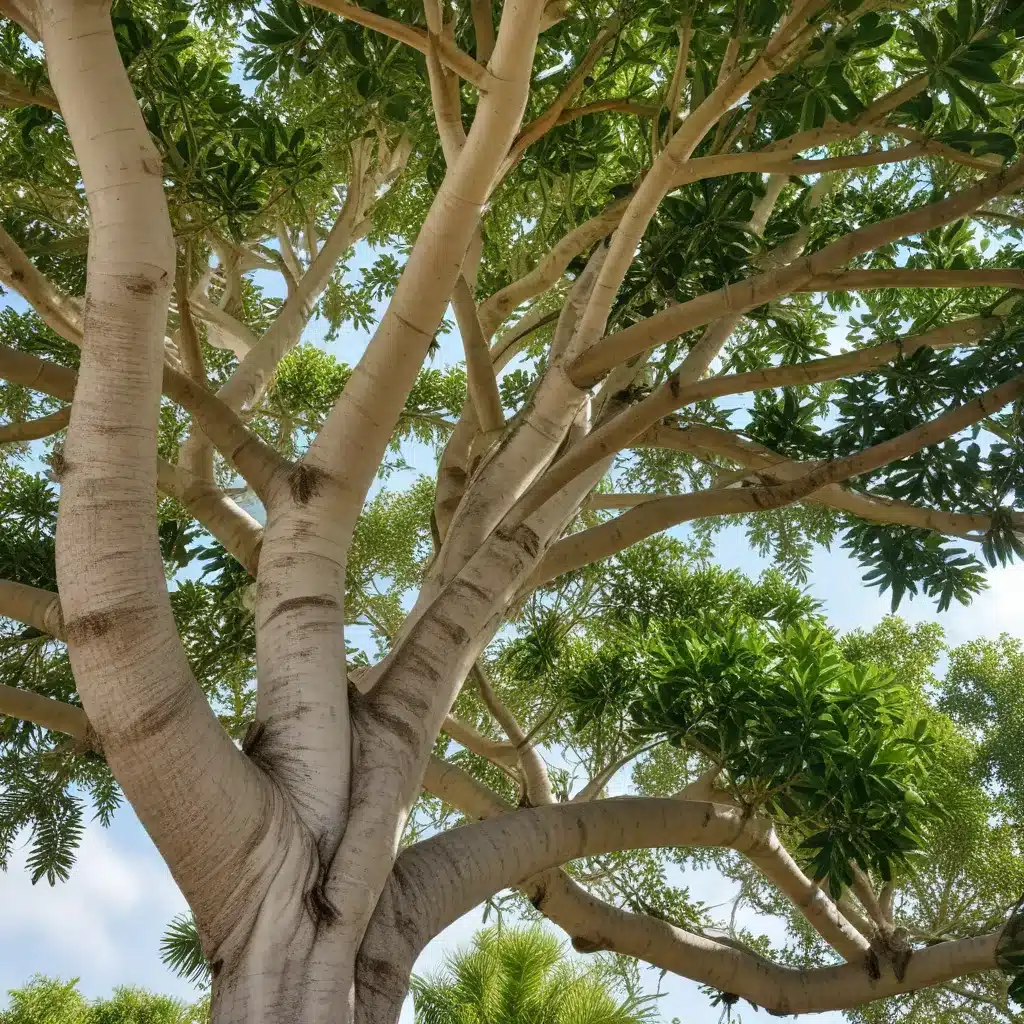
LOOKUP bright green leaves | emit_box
[625,618,941,895]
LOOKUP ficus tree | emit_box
[1,0,1024,1020]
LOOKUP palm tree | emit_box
[411,927,657,1024]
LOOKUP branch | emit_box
[501,16,623,176]
[441,714,519,769]
[0,579,64,637]
[530,371,1024,586]
[470,0,494,62]
[413,760,994,1018]
[641,422,1014,541]
[477,197,629,338]
[452,276,504,434]
[0,68,59,110]
[0,223,82,343]
[429,30,498,90]
[301,0,429,53]
[0,406,70,443]
[161,365,289,500]
[156,461,263,576]
[570,160,1024,384]
[0,684,97,749]
[511,315,1002,525]
[473,662,555,806]
[38,0,265,926]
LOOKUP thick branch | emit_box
[0,223,82,343]
[301,0,429,52]
[0,579,64,637]
[511,315,1002,524]
[452,276,504,434]
[0,684,96,748]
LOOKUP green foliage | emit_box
[0,977,207,1024]
[411,927,656,1024]
[160,914,210,990]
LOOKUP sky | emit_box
[2,242,1023,1021]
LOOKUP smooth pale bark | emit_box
[642,422,1015,541]
[511,314,1002,524]
[530,371,1024,586]
[0,223,82,341]
[306,2,546,516]
[571,159,1024,384]
[37,11,305,1020]
[0,681,93,746]
[0,578,64,637]
[0,406,70,443]
[357,798,771,1018]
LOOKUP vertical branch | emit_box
[452,275,504,435]
[41,0,263,917]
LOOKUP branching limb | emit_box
[39,0,267,930]
[472,662,554,805]
[302,0,429,51]
[442,713,519,769]
[531,371,1024,586]
[477,197,629,338]
[500,16,623,177]
[571,160,1024,384]
[642,421,1020,541]
[0,684,96,749]
[0,223,83,343]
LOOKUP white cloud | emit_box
[0,817,191,1001]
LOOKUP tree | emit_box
[0,0,1024,1019]
[0,976,207,1024]
[410,926,655,1024]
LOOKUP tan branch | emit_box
[477,197,629,338]
[0,579,64,637]
[0,224,82,344]
[0,406,70,443]
[441,714,519,769]
[0,684,97,749]
[571,159,1024,384]
[531,371,1024,586]
[452,276,505,434]
[301,0,429,52]
[429,30,498,90]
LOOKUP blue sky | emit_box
[2,243,1023,1020]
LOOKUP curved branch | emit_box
[300,0,428,52]
[510,315,1001,525]
[570,160,1024,384]
[642,422,1012,541]
[531,371,1024,586]
[0,406,70,443]
[0,683,96,748]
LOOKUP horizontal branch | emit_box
[442,715,519,769]
[570,160,1024,384]
[0,341,285,499]
[644,422,1014,541]
[0,579,64,637]
[0,406,70,443]
[300,0,428,52]
[800,268,1024,291]
[416,759,1001,1018]
[530,371,1024,585]
[0,683,95,748]
[509,316,1000,527]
